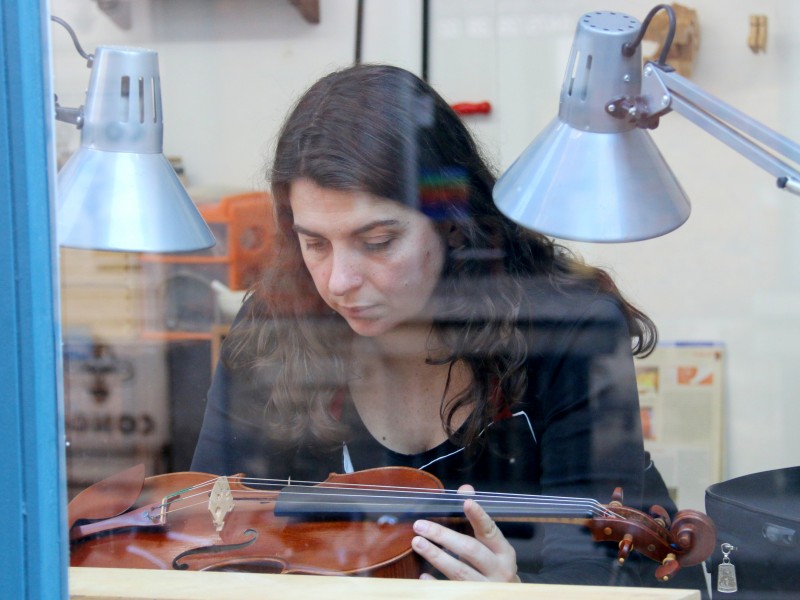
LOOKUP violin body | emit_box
[69,466,443,577]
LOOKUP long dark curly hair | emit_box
[223,64,657,450]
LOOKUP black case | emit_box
[705,467,800,599]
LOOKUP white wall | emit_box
[50,0,800,480]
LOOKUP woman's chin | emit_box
[343,315,390,337]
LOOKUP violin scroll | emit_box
[669,509,717,566]
[588,489,716,582]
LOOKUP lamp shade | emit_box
[57,46,215,252]
[493,11,691,242]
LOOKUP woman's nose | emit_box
[327,249,363,296]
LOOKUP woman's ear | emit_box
[447,225,466,250]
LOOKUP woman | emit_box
[191,64,658,585]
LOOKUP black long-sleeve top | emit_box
[191,280,648,585]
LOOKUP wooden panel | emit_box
[70,567,701,600]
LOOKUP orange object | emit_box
[451,101,492,115]
[201,191,274,290]
[139,192,273,340]
[140,191,273,291]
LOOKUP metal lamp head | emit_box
[493,11,691,242]
[57,46,215,252]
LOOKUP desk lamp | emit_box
[493,5,800,242]
[52,16,215,253]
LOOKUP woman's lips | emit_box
[338,305,376,319]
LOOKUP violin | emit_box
[68,465,715,581]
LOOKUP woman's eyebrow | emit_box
[291,223,321,237]
[352,219,401,235]
[292,219,401,237]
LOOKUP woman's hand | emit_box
[411,484,520,582]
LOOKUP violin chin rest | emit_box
[67,464,146,528]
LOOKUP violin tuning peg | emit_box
[649,504,672,528]
[676,528,694,550]
[610,487,624,507]
[655,553,681,582]
[617,533,634,564]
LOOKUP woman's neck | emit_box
[363,320,437,364]
[347,333,472,455]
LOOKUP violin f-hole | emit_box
[172,528,259,570]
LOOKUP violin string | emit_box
[233,476,606,504]
[229,476,621,517]
[155,477,623,520]
[155,492,608,518]
[162,492,620,522]
[162,475,608,508]
[271,495,603,518]
[270,488,614,518]
[166,477,619,518]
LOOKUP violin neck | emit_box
[273,486,594,524]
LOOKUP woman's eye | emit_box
[363,238,393,251]
[302,238,327,252]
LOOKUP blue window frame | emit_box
[0,0,68,598]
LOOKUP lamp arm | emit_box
[643,62,800,195]
[51,16,92,128]
[51,16,94,66]
[54,95,83,127]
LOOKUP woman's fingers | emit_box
[411,485,520,583]
[461,497,520,582]
[411,525,483,581]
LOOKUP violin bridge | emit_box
[208,476,235,532]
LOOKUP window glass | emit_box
[54,1,800,597]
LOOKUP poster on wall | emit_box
[636,342,725,511]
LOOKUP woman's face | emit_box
[289,179,446,338]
